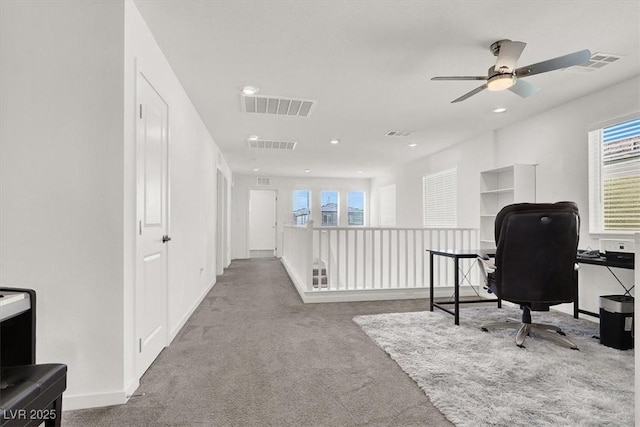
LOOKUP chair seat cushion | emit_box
[0,364,67,422]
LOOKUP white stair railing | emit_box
[282,224,479,298]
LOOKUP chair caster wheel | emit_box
[557,330,566,336]
[481,327,488,332]
[517,344,526,349]
[570,347,580,351]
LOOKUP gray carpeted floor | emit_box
[63,258,451,426]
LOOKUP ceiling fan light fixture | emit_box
[487,74,516,91]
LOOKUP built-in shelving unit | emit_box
[480,164,536,249]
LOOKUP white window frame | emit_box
[320,190,339,227]
[347,191,366,226]
[292,190,311,225]
[423,168,457,228]
[588,114,640,234]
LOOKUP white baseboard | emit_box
[63,389,127,411]
[125,378,140,400]
[169,279,217,343]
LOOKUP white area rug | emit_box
[354,307,634,426]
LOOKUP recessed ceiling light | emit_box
[248,135,259,141]
[408,143,418,147]
[304,169,311,173]
[241,86,259,95]
[493,107,507,113]
[356,170,363,174]
[252,167,259,172]
[330,139,340,145]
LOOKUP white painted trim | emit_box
[299,286,482,304]
[281,256,307,301]
[63,389,127,411]
[125,378,140,400]
[168,279,216,342]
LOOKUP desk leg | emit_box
[573,268,579,319]
[454,257,460,325]
[429,252,434,312]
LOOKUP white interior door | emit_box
[136,71,169,377]
[249,190,276,256]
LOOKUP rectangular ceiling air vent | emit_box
[385,130,414,137]
[248,139,297,150]
[256,177,271,186]
[564,52,624,73]
[241,95,316,117]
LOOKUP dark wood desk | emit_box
[428,249,500,325]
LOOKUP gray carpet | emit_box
[63,258,451,426]
[354,307,634,426]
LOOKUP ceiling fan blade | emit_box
[451,84,488,103]
[431,76,487,81]
[508,79,540,98]
[495,41,526,73]
[515,49,591,77]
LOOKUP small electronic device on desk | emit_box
[600,239,635,264]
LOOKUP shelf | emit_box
[479,165,536,253]
[481,188,515,195]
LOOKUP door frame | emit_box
[134,66,170,377]
[216,169,228,275]
[248,189,277,257]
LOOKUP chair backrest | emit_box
[494,202,580,305]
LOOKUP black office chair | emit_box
[478,202,580,349]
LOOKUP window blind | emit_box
[423,168,457,227]
[589,117,640,232]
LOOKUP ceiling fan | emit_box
[431,40,591,103]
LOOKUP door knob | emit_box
[162,235,172,243]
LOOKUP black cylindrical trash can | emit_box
[599,295,634,350]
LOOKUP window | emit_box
[379,184,396,226]
[292,190,311,225]
[347,191,365,226]
[321,190,339,226]
[423,168,457,227]
[588,116,640,232]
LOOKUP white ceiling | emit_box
[133,0,640,178]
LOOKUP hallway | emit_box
[64,258,451,426]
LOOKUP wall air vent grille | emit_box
[256,177,271,186]
[564,52,624,73]
[385,130,414,137]
[241,95,316,117]
[248,139,297,150]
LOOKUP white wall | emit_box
[371,76,639,316]
[0,0,126,406]
[123,0,232,404]
[1,0,232,410]
[232,174,370,259]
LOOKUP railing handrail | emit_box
[312,226,477,231]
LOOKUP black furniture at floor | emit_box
[478,202,581,349]
[0,287,67,426]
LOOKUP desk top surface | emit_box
[576,254,634,269]
[428,249,494,258]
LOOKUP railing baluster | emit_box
[282,226,478,297]
[362,230,367,289]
